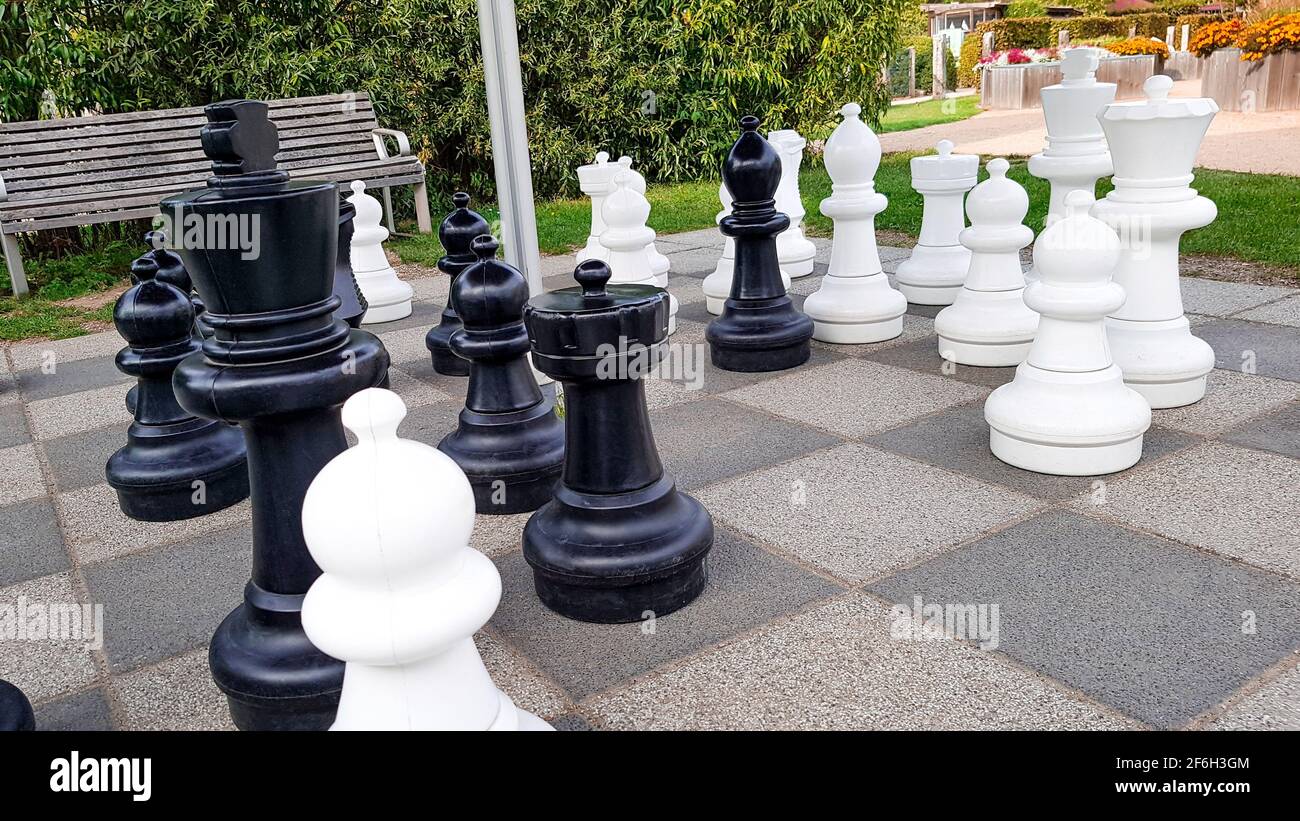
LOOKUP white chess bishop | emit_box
[1091,74,1217,408]
[600,170,677,334]
[702,181,791,315]
[347,180,413,324]
[300,388,552,731]
[935,158,1039,366]
[985,191,1151,476]
[576,151,617,263]
[895,139,978,305]
[1025,47,1115,283]
[768,128,817,277]
[615,155,672,279]
[803,103,905,343]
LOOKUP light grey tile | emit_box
[0,443,46,507]
[0,572,99,703]
[1235,293,1300,328]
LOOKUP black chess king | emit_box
[168,100,389,730]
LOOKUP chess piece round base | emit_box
[935,290,1038,367]
[426,325,471,376]
[439,399,564,514]
[359,296,412,325]
[986,363,1150,475]
[804,273,905,344]
[780,253,815,278]
[895,245,971,305]
[0,680,35,731]
[107,418,249,521]
[1106,316,1213,408]
[708,299,813,372]
[524,474,713,623]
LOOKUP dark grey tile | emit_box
[551,713,595,731]
[863,336,1016,389]
[83,524,253,673]
[1220,401,1300,459]
[1197,319,1300,383]
[42,426,121,492]
[490,527,844,698]
[391,398,467,450]
[35,687,114,731]
[906,303,943,319]
[0,497,69,586]
[868,509,1300,728]
[866,401,1200,500]
[0,404,30,448]
[14,356,130,402]
[652,397,842,490]
[361,299,442,334]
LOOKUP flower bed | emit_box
[1106,37,1171,60]
[1196,13,1300,111]
[979,53,1156,109]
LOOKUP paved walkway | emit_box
[881,80,1300,176]
[2,229,1299,730]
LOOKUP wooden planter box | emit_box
[980,55,1156,110]
[1202,48,1300,112]
[1163,50,1203,81]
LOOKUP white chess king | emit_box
[985,191,1151,476]
[576,151,617,263]
[600,170,678,334]
[803,103,905,343]
[935,158,1038,367]
[1025,47,1115,283]
[300,388,551,731]
[895,139,978,306]
[346,180,414,324]
[702,181,791,315]
[1091,74,1217,408]
[768,128,817,277]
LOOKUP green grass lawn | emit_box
[878,95,982,134]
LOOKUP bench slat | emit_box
[0,93,371,134]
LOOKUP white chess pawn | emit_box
[702,181,792,315]
[347,180,414,324]
[600,170,677,334]
[301,388,551,731]
[985,191,1151,476]
[768,129,817,277]
[1092,74,1217,408]
[1025,47,1115,283]
[935,158,1039,366]
[803,103,905,344]
[895,140,978,305]
[576,151,617,263]
[615,155,671,281]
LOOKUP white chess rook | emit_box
[1091,74,1217,408]
[703,181,791,315]
[600,171,678,334]
[935,158,1038,367]
[803,103,905,344]
[768,129,817,277]
[576,151,617,263]
[1026,47,1116,283]
[301,388,551,731]
[347,180,413,324]
[985,191,1151,476]
[895,139,978,305]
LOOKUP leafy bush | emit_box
[1106,37,1171,58]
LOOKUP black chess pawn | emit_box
[0,680,35,731]
[332,198,369,328]
[105,253,248,522]
[438,235,564,513]
[522,259,713,623]
[169,99,389,730]
[424,192,488,376]
[145,229,208,339]
[706,116,813,372]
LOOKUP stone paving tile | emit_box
[408,273,449,304]
[869,509,1300,729]
[1152,369,1300,436]
[1220,401,1300,459]
[42,425,121,492]
[0,497,68,587]
[662,247,722,279]
[667,274,706,305]
[60,482,251,566]
[393,398,466,450]
[0,572,99,703]
[664,318,849,397]
[470,511,529,559]
[722,358,987,439]
[655,227,719,253]
[0,443,46,507]
[386,364,455,410]
[8,330,124,372]
[696,443,1039,584]
[651,396,842,491]
[83,523,252,673]
[489,528,844,698]
[1092,442,1300,581]
[27,383,131,441]
[115,647,234,731]
[1206,663,1300,730]
[34,687,114,731]
[476,632,574,721]
[1179,277,1293,318]
[0,371,19,406]
[358,299,442,335]
[586,593,1135,730]
[863,335,1017,389]
[1236,293,1300,328]
[550,713,595,731]
[373,324,431,368]
[867,401,1200,500]
[809,313,936,358]
[14,355,130,403]
[0,403,30,448]
[906,302,944,319]
[1197,319,1300,383]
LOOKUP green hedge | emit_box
[3,0,909,203]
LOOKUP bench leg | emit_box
[381,187,396,234]
[413,180,433,234]
[2,233,29,298]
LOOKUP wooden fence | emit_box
[979,55,1156,110]
[1202,48,1300,112]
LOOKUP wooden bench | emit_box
[0,92,431,296]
